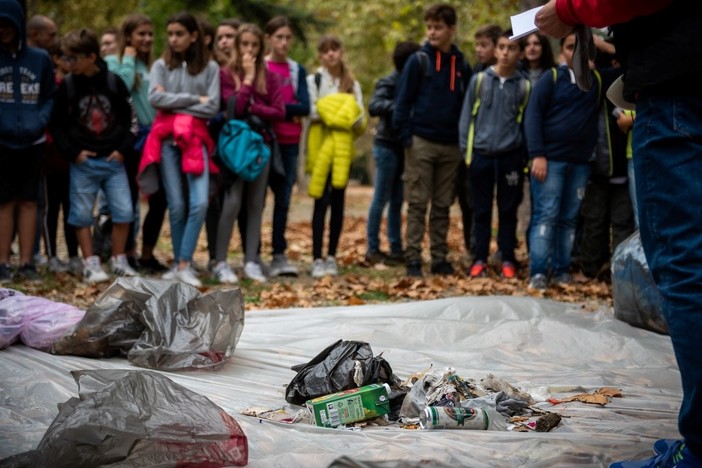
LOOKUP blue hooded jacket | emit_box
[0,0,55,149]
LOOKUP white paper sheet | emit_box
[510,6,541,40]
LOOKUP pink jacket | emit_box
[138,112,217,195]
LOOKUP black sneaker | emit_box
[365,250,389,265]
[127,255,141,270]
[385,251,405,266]
[0,263,12,284]
[139,256,169,273]
[406,260,423,277]
[431,260,454,275]
[17,263,41,283]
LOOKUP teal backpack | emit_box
[217,96,271,181]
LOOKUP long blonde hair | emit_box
[227,23,267,94]
[317,35,355,94]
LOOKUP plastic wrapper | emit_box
[285,339,400,406]
[0,369,248,467]
[0,289,85,351]
[51,277,245,371]
[611,231,668,335]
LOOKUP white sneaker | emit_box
[269,253,299,277]
[48,256,68,273]
[311,258,326,278]
[110,254,139,277]
[325,256,339,276]
[175,265,202,288]
[243,261,266,282]
[83,255,109,284]
[213,261,238,284]
[162,266,177,280]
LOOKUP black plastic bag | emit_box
[0,369,248,467]
[611,231,668,335]
[285,339,400,405]
[52,277,245,371]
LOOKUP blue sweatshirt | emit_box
[393,42,471,147]
[524,65,599,163]
[0,0,55,149]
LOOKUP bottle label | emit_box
[420,406,488,430]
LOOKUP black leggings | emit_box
[44,172,78,258]
[312,177,346,260]
[141,187,167,250]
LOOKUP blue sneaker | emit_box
[610,439,701,468]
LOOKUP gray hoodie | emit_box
[458,66,528,157]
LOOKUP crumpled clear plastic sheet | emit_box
[51,277,245,371]
[0,288,85,351]
[0,296,681,467]
[611,231,667,334]
[0,369,248,467]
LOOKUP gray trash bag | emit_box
[51,278,245,371]
[611,231,668,335]
[0,369,248,468]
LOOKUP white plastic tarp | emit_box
[0,296,681,467]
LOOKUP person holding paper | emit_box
[536,1,702,467]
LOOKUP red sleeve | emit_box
[556,0,675,27]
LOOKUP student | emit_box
[212,23,285,284]
[264,16,310,277]
[459,30,528,279]
[521,32,555,84]
[50,28,138,283]
[393,3,472,277]
[105,14,169,273]
[100,27,119,57]
[473,24,502,72]
[523,32,601,291]
[306,35,365,278]
[365,41,420,266]
[214,18,240,65]
[26,15,58,51]
[140,11,220,287]
[0,0,55,283]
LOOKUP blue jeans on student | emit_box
[270,143,298,255]
[366,143,404,255]
[627,159,639,229]
[634,94,702,457]
[529,160,591,277]
[68,157,133,227]
[159,142,209,263]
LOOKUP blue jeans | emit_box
[366,143,404,255]
[159,142,209,263]
[627,159,639,229]
[68,157,133,227]
[270,143,298,255]
[529,160,591,277]
[634,94,702,456]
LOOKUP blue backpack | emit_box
[217,96,271,181]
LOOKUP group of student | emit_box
[365,4,635,291]
[0,0,369,288]
[1,0,635,291]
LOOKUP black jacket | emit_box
[613,1,702,100]
[368,71,402,150]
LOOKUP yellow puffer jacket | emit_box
[306,93,366,199]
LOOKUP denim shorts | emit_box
[68,156,133,227]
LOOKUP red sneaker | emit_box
[501,261,516,279]
[469,261,487,278]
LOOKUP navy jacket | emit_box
[524,65,599,164]
[369,70,402,150]
[393,43,471,148]
[0,0,55,149]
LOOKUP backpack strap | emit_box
[593,69,602,104]
[416,51,431,80]
[226,95,237,120]
[516,78,531,125]
[465,71,485,165]
[314,71,322,91]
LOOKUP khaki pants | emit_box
[404,136,461,264]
